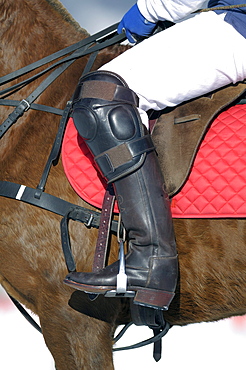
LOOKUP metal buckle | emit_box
[84,213,93,227]
[20,99,31,112]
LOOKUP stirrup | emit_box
[105,240,135,298]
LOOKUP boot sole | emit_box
[64,278,116,293]
[64,278,174,310]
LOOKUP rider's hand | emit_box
[117,3,156,44]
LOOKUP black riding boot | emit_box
[64,71,178,310]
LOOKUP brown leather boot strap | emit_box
[92,184,115,271]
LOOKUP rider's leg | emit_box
[99,11,246,121]
[64,70,178,310]
[64,11,246,310]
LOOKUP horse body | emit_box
[0,1,124,369]
[0,1,245,369]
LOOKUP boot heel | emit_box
[134,288,175,310]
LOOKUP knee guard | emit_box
[71,70,155,183]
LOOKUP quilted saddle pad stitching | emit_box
[61,104,246,218]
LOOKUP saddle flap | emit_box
[152,82,246,197]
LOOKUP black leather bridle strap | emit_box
[0,99,63,116]
[0,58,77,139]
[0,25,126,139]
[0,31,125,98]
[35,101,72,198]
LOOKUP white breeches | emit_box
[100,11,246,128]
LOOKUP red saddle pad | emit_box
[61,104,246,218]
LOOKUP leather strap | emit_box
[95,134,155,180]
[0,24,126,139]
[0,181,119,233]
[0,99,63,116]
[80,80,139,106]
[7,294,42,334]
[35,101,72,198]
[0,23,124,89]
[0,58,76,139]
[113,319,171,353]
[92,184,116,271]
[0,100,30,138]
[60,208,81,273]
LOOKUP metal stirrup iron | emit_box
[105,216,135,298]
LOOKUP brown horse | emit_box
[0,1,245,369]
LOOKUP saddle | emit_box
[62,81,246,218]
[151,82,246,197]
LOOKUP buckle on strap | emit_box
[20,99,31,112]
[0,99,31,139]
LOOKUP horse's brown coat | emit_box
[0,1,245,369]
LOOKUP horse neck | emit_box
[0,0,88,179]
[0,0,88,75]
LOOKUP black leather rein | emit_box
[0,23,125,139]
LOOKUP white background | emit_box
[1,286,246,369]
[60,0,135,34]
[1,1,245,369]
